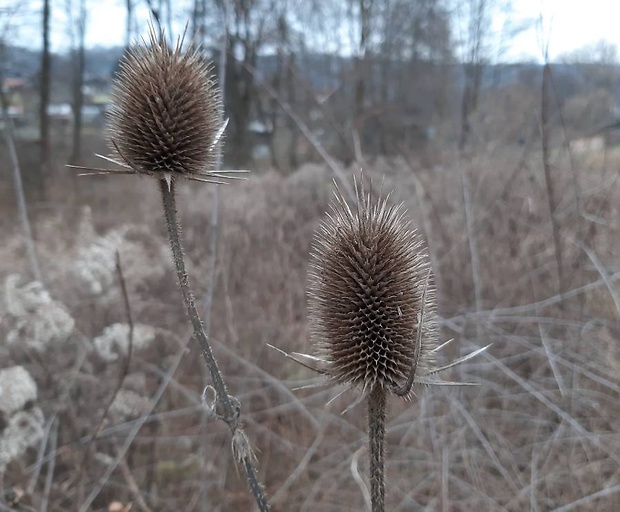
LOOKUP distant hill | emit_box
[3,43,619,105]
[1,45,41,81]
[1,45,125,85]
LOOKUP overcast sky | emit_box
[502,0,620,61]
[4,0,620,63]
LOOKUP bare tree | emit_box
[351,0,374,160]
[192,0,207,42]
[373,0,453,155]
[262,10,303,171]
[458,0,489,151]
[222,0,275,166]
[561,40,620,102]
[143,0,172,34]
[69,0,87,165]
[455,0,529,150]
[125,0,134,47]
[39,0,51,191]
[0,11,43,282]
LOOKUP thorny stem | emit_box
[368,385,387,512]
[159,179,270,512]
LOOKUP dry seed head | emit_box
[107,29,223,181]
[308,183,438,395]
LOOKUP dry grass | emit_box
[0,136,618,510]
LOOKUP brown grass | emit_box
[0,135,619,510]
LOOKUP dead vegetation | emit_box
[0,132,618,510]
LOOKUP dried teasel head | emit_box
[75,28,242,186]
[268,178,489,400]
[306,180,438,397]
[109,29,222,182]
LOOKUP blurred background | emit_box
[0,0,619,511]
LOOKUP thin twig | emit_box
[270,424,326,505]
[450,397,519,493]
[538,323,566,396]
[441,445,449,512]
[530,446,540,512]
[40,416,58,512]
[242,61,356,203]
[551,484,620,512]
[460,164,483,317]
[0,81,42,282]
[446,271,620,320]
[77,328,191,512]
[94,250,136,434]
[568,236,620,318]
[117,452,155,512]
[74,251,135,483]
[541,63,564,299]
[351,446,372,511]
[474,345,620,465]
[27,414,55,494]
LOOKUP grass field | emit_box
[0,133,619,510]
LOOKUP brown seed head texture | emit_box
[108,30,223,180]
[308,184,438,394]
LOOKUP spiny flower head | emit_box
[307,181,438,396]
[106,29,226,184]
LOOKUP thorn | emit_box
[211,118,229,151]
[164,172,173,191]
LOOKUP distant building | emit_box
[569,136,606,154]
[1,78,34,128]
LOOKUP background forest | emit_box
[0,0,619,510]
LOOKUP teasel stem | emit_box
[159,178,270,512]
[368,385,387,512]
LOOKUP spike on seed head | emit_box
[107,28,224,182]
[307,180,438,396]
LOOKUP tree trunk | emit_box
[225,35,256,167]
[38,0,51,196]
[125,0,133,47]
[353,0,372,156]
[70,0,86,165]
[192,0,207,43]
[459,0,487,151]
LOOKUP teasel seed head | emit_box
[106,28,225,185]
[307,181,439,397]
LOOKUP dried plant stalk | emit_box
[75,27,269,511]
[108,31,222,180]
[281,177,489,511]
[160,180,269,511]
[307,180,437,395]
[368,385,387,511]
[0,86,42,282]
